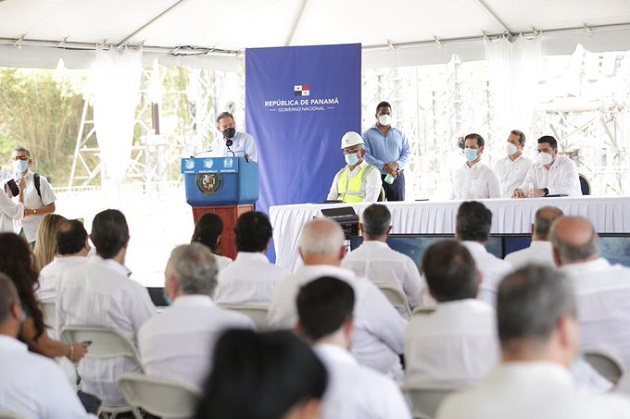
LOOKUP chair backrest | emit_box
[217,304,269,331]
[583,349,624,384]
[579,173,591,195]
[0,411,28,419]
[402,386,455,419]
[377,284,412,319]
[118,373,202,419]
[60,326,143,371]
[412,305,437,316]
[40,298,56,327]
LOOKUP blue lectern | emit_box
[181,157,258,258]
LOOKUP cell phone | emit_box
[6,179,19,196]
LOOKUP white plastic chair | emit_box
[60,326,144,418]
[118,373,202,419]
[377,284,412,319]
[0,411,28,419]
[583,349,624,385]
[217,304,269,331]
[402,386,455,419]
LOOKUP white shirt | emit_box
[56,256,156,406]
[5,171,57,242]
[314,344,412,419]
[504,241,555,269]
[0,335,92,418]
[436,362,630,419]
[518,155,582,196]
[450,162,502,200]
[267,265,406,378]
[405,299,499,388]
[342,241,427,312]
[0,187,23,232]
[138,295,254,389]
[214,253,233,271]
[327,160,382,202]
[462,241,513,308]
[214,252,289,306]
[493,154,532,198]
[208,131,258,162]
[37,256,89,300]
[560,258,630,370]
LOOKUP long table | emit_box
[270,196,630,271]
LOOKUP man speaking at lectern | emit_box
[209,112,258,162]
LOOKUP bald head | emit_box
[298,218,345,265]
[533,206,564,241]
[550,216,599,265]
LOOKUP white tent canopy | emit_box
[2,0,630,69]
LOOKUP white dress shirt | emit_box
[0,335,91,418]
[0,188,23,233]
[208,131,258,162]
[314,344,412,419]
[436,362,630,419]
[504,241,555,269]
[214,253,233,271]
[518,155,582,196]
[405,299,499,387]
[342,241,427,312]
[56,256,156,407]
[214,252,289,306]
[37,256,89,300]
[267,265,406,379]
[560,258,630,370]
[462,241,513,307]
[450,162,502,200]
[326,160,382,202]
[138,295,254,389]
[493,154,532,198]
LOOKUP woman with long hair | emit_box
[191,213,233,270]
[32,213,67,271]
[0,232,87,362]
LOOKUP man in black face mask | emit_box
[209,112,258,162]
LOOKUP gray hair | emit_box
[549,218,599,262]
[533,206,564,240]
[167,243,218,296]
[298,218,345,256]
[361,204,391,238]
[497,265,576,347]
[0,272,19,323]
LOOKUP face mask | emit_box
[506,143,518,156]
[12,160,28,173]
[538,152,554,166]
[344,153,359,166]
[378,114,391,126]
[464,148,478,162]
[222,127,236,139]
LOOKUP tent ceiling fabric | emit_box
[1,0,630,69]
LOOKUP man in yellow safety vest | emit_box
[326,132,382,203]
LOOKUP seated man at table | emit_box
[513,135,581,198]
[327,131,382,203]
[450,133,502,200]
[493,129,532,198]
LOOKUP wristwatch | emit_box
[543,188,549,197]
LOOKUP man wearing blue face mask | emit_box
[450,133,502,200]
[2,147,56,244]
[327,132,382,203]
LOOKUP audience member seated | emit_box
[32,213,67,272]
[296,276,412,418]
[268,218,406,381]
[195,329,326,419]
[57,209,156,407]
[38,219,90,300]
[551,215,630,371]
[138,243,254,389]
[191,212,232,270]
[455,201,513,306]
[0,233,87,362]
[214,211,288,305]
[0,273,92,418]
[342,204,427,315]
[436,266,630,419]
[405,240,498,387]
[505,206,564,269]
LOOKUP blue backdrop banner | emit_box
[245,43,362,218]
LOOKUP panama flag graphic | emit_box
[294,84,310,96]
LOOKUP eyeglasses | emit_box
[11,156,29,161]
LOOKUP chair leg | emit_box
[131,407,144,419]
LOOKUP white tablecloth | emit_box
[270,196,630,271]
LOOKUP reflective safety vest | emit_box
[336,163,378,203]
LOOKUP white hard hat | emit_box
[340,131,364,149]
